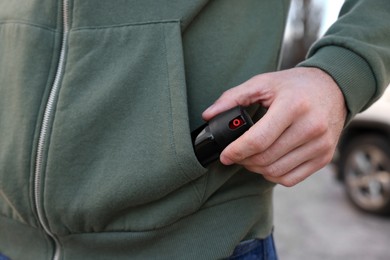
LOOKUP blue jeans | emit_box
[0,253,10,260]
[227,234,278,260]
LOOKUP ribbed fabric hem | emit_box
[0,192,273,260]
[298,46,377,122]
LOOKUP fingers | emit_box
[218,107,284,165]
[219,90,310,165]
[223,115,334,186]
[238,116,327,168]
[243,132,333,183]
[261,156,331,187]
[202,75,274,121]
[247,135,333,187]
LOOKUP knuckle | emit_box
[320,151,334,166]
[246,165,261,175]
[262,164,283,177]
[296,98,311,114]
[255,152,273,166]
[220,89,232,99]
[317,136,335,156]
[225,146,245,161]
[280,176,303,187]
[263,174,277,184]
[315,120,328,134]
[246,139,263,154]
[218,89,239,105]
[322,135,333,148]
[305,120,328,137]
[280,179,297,187]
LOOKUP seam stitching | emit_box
[0,20,56,32]
[71,19,180,32]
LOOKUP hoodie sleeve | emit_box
[298,0,390,120]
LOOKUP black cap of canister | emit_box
[192,106,254,167]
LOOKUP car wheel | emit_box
[340,135,390,215]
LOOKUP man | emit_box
[0,0,389,259]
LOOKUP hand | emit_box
[202,67,347,186]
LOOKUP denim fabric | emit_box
[0,253,10,260]
[227,234,278,260]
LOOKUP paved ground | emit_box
[273,165,390,260]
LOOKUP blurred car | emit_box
[334,87,390,216]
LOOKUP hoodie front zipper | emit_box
[33,0,69,259]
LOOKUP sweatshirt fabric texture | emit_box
[0,0,389,259]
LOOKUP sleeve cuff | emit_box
[298,45,377,121]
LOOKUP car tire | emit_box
[340,134,390,215]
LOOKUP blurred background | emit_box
[274,0,390,259]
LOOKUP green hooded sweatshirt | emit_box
[0,0,389,259]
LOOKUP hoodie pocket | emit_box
[44,21,208,233]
